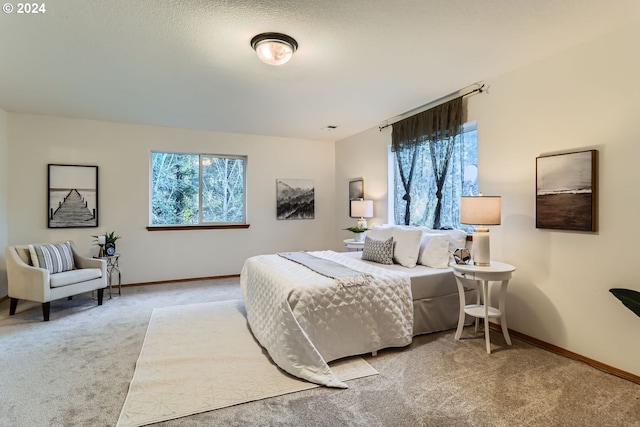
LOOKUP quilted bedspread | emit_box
[240,250,413,388]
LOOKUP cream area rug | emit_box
[116,300,378,427]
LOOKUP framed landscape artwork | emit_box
[48,164,99,228]
[276,179,315,220]
[536,150,597,232]
[349,178,364,217]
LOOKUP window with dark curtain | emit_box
[391,97,472,228]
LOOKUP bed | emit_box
[240,225,475,388]
[340,251,476,336]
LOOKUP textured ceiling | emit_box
[0,0,639,141]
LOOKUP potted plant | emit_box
[344,226,368,242]
[92,231,121,256]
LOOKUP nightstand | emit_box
[450,261,516,354]
[343,238,365,251]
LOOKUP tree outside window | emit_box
[151,152,246,225]
[390,124,477,231]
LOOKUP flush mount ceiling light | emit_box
[250,32,298,66]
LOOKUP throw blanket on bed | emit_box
[278,251,370,287]
[240,250,413,388]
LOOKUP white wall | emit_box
[6,114,336,284]
[0,108,8,296]
[334,125,392,245]
[336,23,640,378]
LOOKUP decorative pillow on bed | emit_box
[419,227,468,261]
[418,233,451,268]
[361,236,394,265]
[389,227,423,268]
[367,225,395,241]
[28,242,75,274]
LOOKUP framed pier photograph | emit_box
[48,164,99,228]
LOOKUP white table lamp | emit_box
[459,195,501,266]
[97,235,106,257]
[350,199,373,229]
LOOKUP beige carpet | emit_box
[116,299,378,427]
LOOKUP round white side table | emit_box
[450,261,516,354]
[343,238,365,251]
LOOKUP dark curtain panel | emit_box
[394,145,419,225]
[391,96,464,226]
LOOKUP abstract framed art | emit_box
[348,178,364,217]
[276,179,315,220]
[536,150,597,232]
[48,164,99,228]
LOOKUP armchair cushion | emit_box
[50,268,103,288]
[28,242,75,274]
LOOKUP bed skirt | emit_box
[413,289,476,336]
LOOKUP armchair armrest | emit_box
[68,241,107,276]
[74,255,105,270]
[5,246,50,302]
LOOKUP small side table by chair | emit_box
[450,261,516,354]
[94,254,122,298]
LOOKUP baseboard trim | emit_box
[119,274,241,288]
[490,322,640,385]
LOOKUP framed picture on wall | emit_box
[536,150,597,232]
[48,164,99,228]
[276,179,315,220]
[349,178,364,217]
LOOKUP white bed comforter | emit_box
[240,250,413,388]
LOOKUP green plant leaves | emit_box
[343,226,368,233]
[105,231,121,243]
[609,288,640,318]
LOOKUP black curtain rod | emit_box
[378,84,485,132]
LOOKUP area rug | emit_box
[116,300,378,427]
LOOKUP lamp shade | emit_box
[459,196,501,225]
[351,200,373,218]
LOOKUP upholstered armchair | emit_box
[5,241,107,321]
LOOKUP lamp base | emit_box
[357,218,368,229]
[472,227,491,266]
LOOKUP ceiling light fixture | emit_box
[250,32,298,66]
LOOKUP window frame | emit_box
[387,121,477,230]
[148,151,248,230]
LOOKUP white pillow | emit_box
[419,227,468,260]
[418,233,450,268]
[390,227,423,268]
[368,225,394,241]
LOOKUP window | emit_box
[388,122,477,231]
[150,152,247,226]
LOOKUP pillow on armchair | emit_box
[28,242,75,274]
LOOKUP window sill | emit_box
[147,224,250,231]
